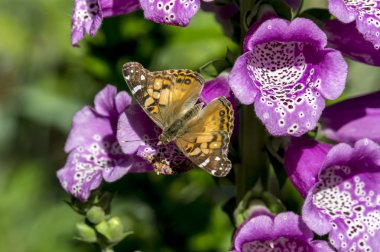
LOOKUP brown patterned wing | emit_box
[122,62,204,129]
[175,97,234,177]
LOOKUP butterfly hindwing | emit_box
[122,62,204,129]
[175,97,234,177]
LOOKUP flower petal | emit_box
[325,19,380,66]
[313,49,347,100]
[322,91,380,144]
[328,0,380,48]
[57,147,105,202]
[139,0,200,26]
[117,104,157,155]
[245,18,327,51]
[328,0,356,23]
[229,52,259,105]
[201,72,238,108]
[71,0,103,46]
[65,106,114,153]
[247,40,326,136]
[100,0,141,17]
[284,137,332,197]
[303,139,380,251]
[232,211,332,252]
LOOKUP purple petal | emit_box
[65,85,131,152]
[328,0,356,23]
[284,137,333,197]
[325,19,380,66]
[303,139,380,251]
[139,0,200,26]
[229,53,259,105]
[94,84,131,117]
[314,49,347,100]
[233,215,274,250]
[322,91,380,144]
[328,0,380,48]
[65,106,114,153]
[201,72,238,108]
[117,104,157,155]
[232,211,331,252]
[232,18,347,136]
[71,0,103,46]
[100,0,141,17]
[245,18,327,51]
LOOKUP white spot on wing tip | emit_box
[199,158,210,168]
[140,75,145,81]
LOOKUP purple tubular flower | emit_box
[328,0,380,49]
[322,91,380,145]
[303,138,380,251]
[325,19,380,66]
[71,0,140,46]
[57,85,145,201]
[232,211,334,252]
[229,18,348,136]
[139,0,200,26]
[284,137,333,197]
[117,104,193,175]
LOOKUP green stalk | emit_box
[235,105,268,203]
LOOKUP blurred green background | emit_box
[1,0,380,251]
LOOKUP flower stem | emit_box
[235,105,268,203]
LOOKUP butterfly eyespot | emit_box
[184,79,191,84]
[219,110,225,116]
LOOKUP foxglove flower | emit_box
[71,0,140,45]
[303,139,380,251]
[284,137,332,197]
[57,85,147,201]
[232,211,333,252]
[140,0,200,26]
[328,0,380,49]
[325,19,380,66]
[229,18,347,136]
[322,91,380,145]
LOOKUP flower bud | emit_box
[76,222,97,243]
[95,217,125,243]
[86,206,105,224]
[107,217,124,243]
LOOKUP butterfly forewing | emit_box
[175,97,234,177]
[122,62,204,129]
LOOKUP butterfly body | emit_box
[122,62,234,177]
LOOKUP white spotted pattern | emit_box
[312,165,380,251]
[247,41,323,135]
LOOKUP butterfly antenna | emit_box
[120,138,158,143]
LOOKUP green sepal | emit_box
[75,222,97,243]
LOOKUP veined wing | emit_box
[122,62,204,129]
[175,97,234,177]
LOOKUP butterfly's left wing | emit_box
[123,62,204,129]
[174,97,234,177]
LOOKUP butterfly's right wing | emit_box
[175,97,234,177]
[122,62,204,129]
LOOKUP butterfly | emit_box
[122,62,234,177]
